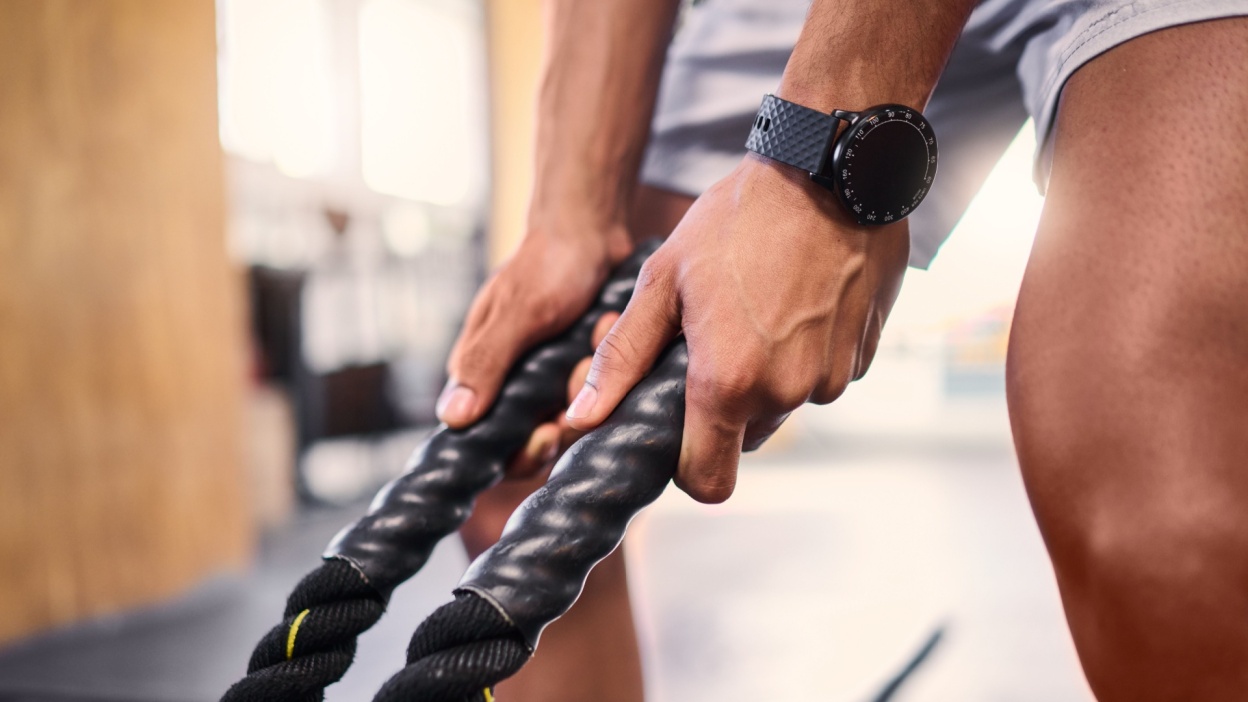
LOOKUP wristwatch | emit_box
[745,94,938,226]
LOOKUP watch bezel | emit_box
[819,104,938,227]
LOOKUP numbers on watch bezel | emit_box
[824,104,938,227]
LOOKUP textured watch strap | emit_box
[744,94,838,174]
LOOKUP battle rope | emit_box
[870,625,946,702]
[373,340,689,702]
[222,242,658,702]
[226,236,935,701]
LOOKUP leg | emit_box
[1007,18,1248,701]
[461,183,695,701]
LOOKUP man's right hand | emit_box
[437,223,633,473]
[438,0,679,476]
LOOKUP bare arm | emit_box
[569,0,979,501]
[529,0,680,246]
[779,2,975,111]
[439,0,680,453]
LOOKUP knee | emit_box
[1006,342,1248,598]
[459,479,539,559]
[1046,488,1248,604]
[459,500,507,559]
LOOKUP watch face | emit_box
[830,105,937,226]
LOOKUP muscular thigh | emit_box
[1010,17,1248,531]
[1007,17,1248,698]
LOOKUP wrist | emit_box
[523,207,635,267]
[733,154,909,260]
[528,171,637,257]
[776,71,931,115]
[737,153,860,230]
[530,146,640,232]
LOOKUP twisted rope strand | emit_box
[223,559,385,702]
[373,592,529,702]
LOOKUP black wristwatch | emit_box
[745,94,938,226]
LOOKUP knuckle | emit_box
[483,269,569,334]
[767,379,810,412]
[854,347,879,381]
[742,434,768,453]
[530,295,563,332]
[635,254,675,296]
[811,376,850,405]
[637,251,670,282]
[743,414,787,452]
[685,366,720,403]
[676,473,736,504]
[694,356,762,407]
[721,363,757,398]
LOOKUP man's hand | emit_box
[436,0,678,475]
[438,222,631,473]
[565,155,909,503]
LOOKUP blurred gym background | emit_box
[0,1,1094,700]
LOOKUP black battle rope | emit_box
[373,340,689,702]
[222,242,659,702]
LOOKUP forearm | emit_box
[779,1,978,113]
[529,0,680,251]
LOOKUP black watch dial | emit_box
[830,105,937,226]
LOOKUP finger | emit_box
[507,422,562,479]
[555,421,587,456]
[514,350,606,481]
[566,262,679,431]
[742,413,789,452]
[676,385,747,504]
[568,356,593,404]
[440,279,550,428]
[591,312,620,349]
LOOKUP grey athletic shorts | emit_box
[639,0,1248,268]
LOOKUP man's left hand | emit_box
[565,154,909,502]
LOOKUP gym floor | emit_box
[0,424,1092,702]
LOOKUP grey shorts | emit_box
[640,0,1248,268]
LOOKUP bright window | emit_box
[359,0,488,206]
[217,0,337,179]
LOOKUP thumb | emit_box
[565,261,679,431]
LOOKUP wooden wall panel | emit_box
[484,0,544,265]
[0,0,253,643]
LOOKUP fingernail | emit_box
[526,435,558,466]
[436,383,476,424]
[566,384,597,421]
[541,439,559,463]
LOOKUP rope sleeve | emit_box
[458,339,688,647]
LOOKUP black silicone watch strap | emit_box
[744,94,839,175]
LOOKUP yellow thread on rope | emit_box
[483,688,495,702]
[286,609,310,660]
